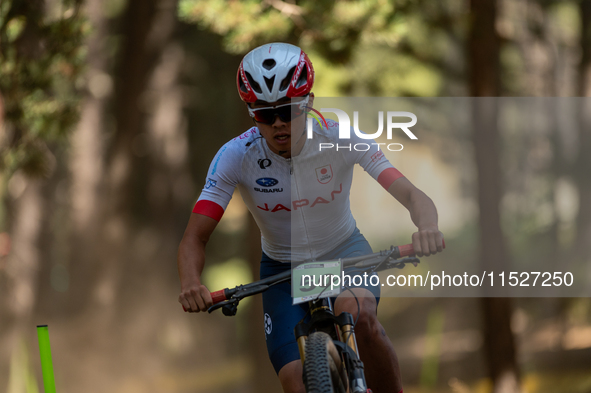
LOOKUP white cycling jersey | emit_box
[194,120,403,262]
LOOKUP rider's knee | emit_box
[335,296,380,336]
[353,300,380,335]
[278,361,306,393]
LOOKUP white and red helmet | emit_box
[237,43,314,103]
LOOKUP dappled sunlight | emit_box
[202,257,253,297]
[2,0,591,392]
[563,325,591,350]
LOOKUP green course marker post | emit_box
[37,325,57,393]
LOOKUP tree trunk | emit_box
[4,179,43,393]
[575,0,591,265]
[469,0,521,392]
[94,0,179,319]
[67,0,110,313]
[1,0,52,388]
[107,0,178,224]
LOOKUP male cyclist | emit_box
[178,43,444,393]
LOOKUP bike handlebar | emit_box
[397,244,415,258]
[211,289,230,304]
[182,241,445,313]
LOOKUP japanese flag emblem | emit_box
[316,165,333,184]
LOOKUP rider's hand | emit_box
[412,226,444,257]
[178,280,213,313]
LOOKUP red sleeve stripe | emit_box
[193,200,224,222]
[377,167,405,190]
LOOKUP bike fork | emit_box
[340,317,371,393]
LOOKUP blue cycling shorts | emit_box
[260,227,380,374]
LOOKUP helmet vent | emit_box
[280,66,296,91]
[245,71,262,94]
[295,65,308,88]
[264,76,275,92]
[262,59,276,70]
[239,78,248,93]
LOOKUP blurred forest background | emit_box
[1,0,591,392]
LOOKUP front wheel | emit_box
[303,332,347,393]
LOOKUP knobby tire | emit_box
[303,332,348,393]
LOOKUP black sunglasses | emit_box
[248,97,309,125]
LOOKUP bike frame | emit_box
[205,244,419,393]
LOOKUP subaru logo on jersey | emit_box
[256,178,279,187]
[315,165,333,184]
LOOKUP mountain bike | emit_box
[206,244,419,393]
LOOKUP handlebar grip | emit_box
[211,289,228,304]
[182,288,229,312]
[396,238,445,258]
[398,244,415,257]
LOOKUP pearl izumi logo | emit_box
[258,158,272,169]
[306,109,417,151]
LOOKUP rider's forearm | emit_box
[407,188,439,230]
[177,235,207,286]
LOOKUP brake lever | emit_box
[222,301,239,316]
[208,298,239,314]
[387,257,420,269]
